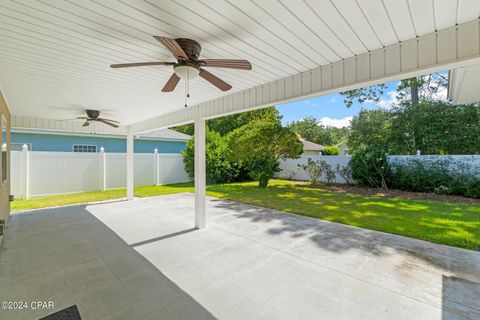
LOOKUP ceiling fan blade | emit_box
[198,59,252,70]
[162,73,181,92]
[98,118,120,123]
[153,36,188,60]
[82,121,90,127]
[96,119,119,128]
[76,117,89,119]
[110,62,175,68]
[199,68,232,91]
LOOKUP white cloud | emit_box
[376,90,399,109]
[317,116,352,128]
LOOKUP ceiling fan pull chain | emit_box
[184,71,188,108]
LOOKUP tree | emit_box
[286,117,349,145]
[390,102,480,154]
[340,72,448,108]
[226,120,303,187]
[340,84,387,107]
[348,109,393,153]
[173,107,281,137]
[182,127,241,184]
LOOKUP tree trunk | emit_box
[411,82,419,106]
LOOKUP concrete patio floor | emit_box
[1,193,479,320]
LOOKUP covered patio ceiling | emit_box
[1,0,480,133]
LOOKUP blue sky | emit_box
[277,81,400,127]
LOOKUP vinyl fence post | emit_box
[21,144,29,199]
[154,148,159,186]
[100,147,106,191]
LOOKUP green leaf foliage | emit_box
[322,146,339,156]
[182,127,241,184]
[286,116,348,146]
[350,145,390,190]
[226,120,303,187]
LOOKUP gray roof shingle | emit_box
[137,128,191,141]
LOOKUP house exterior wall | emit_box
[0,90,11,236]
[10,132,187,153]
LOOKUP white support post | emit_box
[154,148,159,186]
[126,128,134,200]
[21,144,29,199]
[100,147,106,191]
[194,118,206,229]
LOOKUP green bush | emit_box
[350,146,390,189]
[322,146,339,156]
[389,157,480,198]
[226,120,303,187]
[182,128,242,184]
[298,159,336,184]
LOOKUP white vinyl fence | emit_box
[278,154,480,184]
[11,148,190,199]
[278,156,352,183]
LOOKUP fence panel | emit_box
[11,151,190,198]
[135,154,155,186]
[29,151,101,197]
[278,156,352,183]
[105,153,126,190]
[158,154,190,184]
[10,151,23,197]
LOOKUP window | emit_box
[1,114,6,183]
[11,143,31,151]
[73,145,97,153]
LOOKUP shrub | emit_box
[322,146,339,156]
[299,159,336,184]
[298,158,322,184]
[335,163,353,184]
[226,120,303,187]
[389,157,480,198]
[350,146,390,190]
[182,128,241,184]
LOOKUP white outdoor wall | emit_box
[278,156,352,183]
[11,151,189,198]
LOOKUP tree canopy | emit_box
[285,116,348,146]
[226,120,302,187]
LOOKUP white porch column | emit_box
[194,118,206,229]
[126,128,134,200]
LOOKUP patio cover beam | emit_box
[131,19,480,133]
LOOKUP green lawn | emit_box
[12,180,480,250]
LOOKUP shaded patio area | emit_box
[1,194,479,319]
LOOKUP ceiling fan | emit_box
[110,36,252,92]
[77,110,119,128]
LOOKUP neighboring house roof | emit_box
[137,129,191,141]
[300,138,324,151]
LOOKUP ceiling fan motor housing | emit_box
[175,38,201,61]
[86,109,100,119]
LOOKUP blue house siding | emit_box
[11,132,187,153]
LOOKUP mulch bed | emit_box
[316,184,480,204]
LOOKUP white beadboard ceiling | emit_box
[0,0,479,126]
